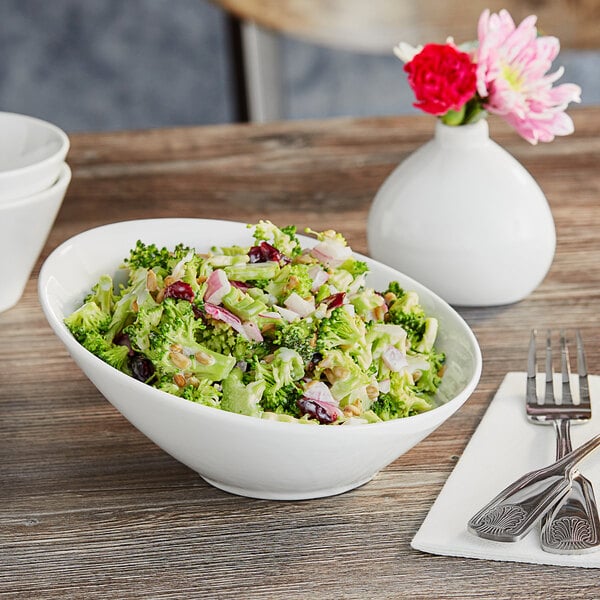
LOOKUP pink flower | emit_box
[476,9,581,144]
[404,43,477,116]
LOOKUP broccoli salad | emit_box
[64,221,445,425]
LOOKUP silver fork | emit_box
[527,329,600,553]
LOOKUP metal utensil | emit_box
[527,329,600,553]
[468,433,600,542]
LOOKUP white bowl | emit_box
[0,162,71,313]
[0,112,69,203]
[38,218,482,500]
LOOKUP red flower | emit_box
[404,43,477,116]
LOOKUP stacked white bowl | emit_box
[0,112,71,313]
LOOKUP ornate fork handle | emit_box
[540,419,600,553]
[468,434,600,542]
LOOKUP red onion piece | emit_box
[204,302,246,336]
[378,379,391,394]
[382,345,408,372]
[308,265,329,291]
[204,269,231,305]
[242,321,264,342]
[310,239,352,268]
[273,305,300,322]
[284,292,314,318]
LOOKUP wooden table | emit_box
[2,107,600,599]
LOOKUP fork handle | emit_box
[541,419,600,553]
[553,419,573,458]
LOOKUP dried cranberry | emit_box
[192,305,204,320]
[306,352,323,373]
[297,397,337,424]
[323,292,346,309]
[248,241,286,264]
[248,245,265,263]
[114,332,135,356]
[164,280,195,302]
[130,354,155,383]
[230,280,250,291]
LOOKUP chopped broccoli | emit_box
[351,288,386,321]
[251,220,302,257]
[123,303,164,352]
[385,285,428,348]
[339,258,369,277]
[266,263,313,303]
[272,317,317,363]
[64,301,111,342]
[314,349,374,408]
[146,298,236,382]
[106,267,154,342]
[125,240,193,273]
[180,379,222,408]
[85,274,115,316]
[252,348,305,414]
[77,330,131,373]
[197,319,269,363]
[413,349,446,395]
[371,370,432,420]
[221,368,265,417]
[316,306,371,368]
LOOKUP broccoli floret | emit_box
[125,240,172,271]
[64,301,111,342]
[85,274,115,316]
[316,306,371,369]
[266,263,313,303]
[252,348,305,414]
[385,285,427,348]
[371,371,432,420]
[106,267,155,342]
[260,383,302,416]
[146,298,235,382]
[272,318,317,363]
[251,220,302,258]
[197,319,269,363]
[366,322,409,378]
[413,349,446,395]
[351,289,386,321]
[79,331,131,373]
[221,368,265,417]
[314,349,374,408]
[180,380,222,408]
[123,303,164,352]
[339,258,369,277]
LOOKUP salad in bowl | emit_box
[64,221,445,426]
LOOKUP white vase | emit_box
[367,119,556,306]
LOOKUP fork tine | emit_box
[560,329,573,405]
[544,329,554,405]
[576,329,591,408]
[526,329,538,408]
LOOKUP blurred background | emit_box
[1,0,598,132]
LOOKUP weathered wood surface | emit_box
[2,108,600,599]
[213,0,600,51]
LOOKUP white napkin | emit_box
[411,372,600,568]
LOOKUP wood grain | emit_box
[2,108,600,599]
[213,0,600,52]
